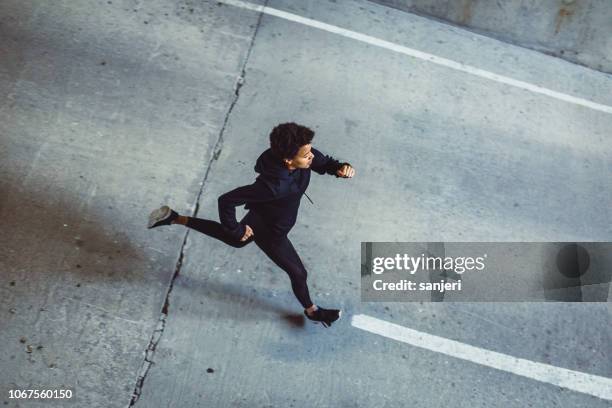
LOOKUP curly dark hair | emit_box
[269,122,314,160]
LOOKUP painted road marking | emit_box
[351,314,612,401]
[217,0,612,115]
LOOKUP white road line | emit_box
[217,0,612,115]
[352,314,612,401]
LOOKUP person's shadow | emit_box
[174,273,306,328]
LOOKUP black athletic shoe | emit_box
[304,306,342,328]
[147,206,178,229]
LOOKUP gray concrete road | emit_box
[1,0,610,407]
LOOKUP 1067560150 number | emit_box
[8,389,73,399]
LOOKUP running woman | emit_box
[148,123,355,327]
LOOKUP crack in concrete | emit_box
[127,2,267,406]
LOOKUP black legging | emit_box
[185,211,314,309]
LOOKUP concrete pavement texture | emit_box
[371,0,612,74]
[1,0,610,407]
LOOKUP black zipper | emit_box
[304,192,314,205]
[289,170,314,205]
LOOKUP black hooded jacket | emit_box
[218,147,346,240]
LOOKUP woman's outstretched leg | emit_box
[254,235,314,309]
[255,234,341,327]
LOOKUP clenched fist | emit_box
[336,163,355,178]
[240,224,254,241]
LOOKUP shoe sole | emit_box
[311,310,342,328]
[147,206,171,229]
[331,310,342,325]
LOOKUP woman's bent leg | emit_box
[185,217,250,248]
